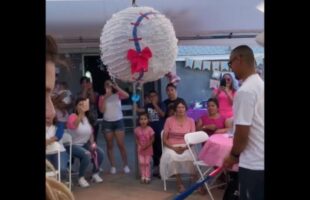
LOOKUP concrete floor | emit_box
[71,128,225,200]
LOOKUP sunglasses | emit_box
[228,55,240,68]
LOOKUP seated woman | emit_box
[67,97,104,188]
[46,119,69,180]
[196,98,232,136]
[160,99,196,193]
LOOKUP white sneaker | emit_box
[92,173,103,183]
[123,165,130,174]
[78,177,90,188]
[110,167,116,174]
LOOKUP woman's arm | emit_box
[67,113,84,130]
[163,131,173,149]
[223,88,234,105]
[88,125,96,145]
[46,136,57,146]
[211,88,221,98]
[196,119,204,131]
[114,84,129,99]
[215,118,233,133]
[214,128,229,133]
[98,96,106,113]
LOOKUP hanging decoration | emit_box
[100,4,178,102]
[165,63,181,86]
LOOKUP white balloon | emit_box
[100,7,178,83]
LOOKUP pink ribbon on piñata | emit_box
[127,47,152,74]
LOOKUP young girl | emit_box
[134,112,155,184]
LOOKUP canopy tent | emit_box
[46,0,264,49]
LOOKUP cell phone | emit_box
[220,78,226,87]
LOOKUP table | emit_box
[187,108,207,121]
[198,133,238,171]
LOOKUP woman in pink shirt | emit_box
[212,73,236,119]
[160,99,196,193]
[134,112,155,184]
[197,98,232,136]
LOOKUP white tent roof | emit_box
[46,0,264,48]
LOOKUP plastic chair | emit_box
[184,131,215,200]
[46,142,61,181]
[160,130,169,191]
[59,131,72,190]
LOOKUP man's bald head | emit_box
[231,45,256,68]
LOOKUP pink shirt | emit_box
[164,116,195,145]
[134,126,155,156]
[213,88,235,118]
[200,114,226,136]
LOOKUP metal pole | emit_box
[132,83,139,179]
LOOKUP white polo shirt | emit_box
[233,74,264,170]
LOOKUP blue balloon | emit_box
[131,94,140,102]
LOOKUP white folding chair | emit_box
[184,131,215,200]
[59,131,72,190]
[46,142,61,181]
[160,130,169,191]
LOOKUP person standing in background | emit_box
[212,73,237,119]
[76,76,99,142]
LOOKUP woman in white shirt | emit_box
[67,97,104,188]
[98,80,130,174]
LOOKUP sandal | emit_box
[140,177,145,184]
[146,177,151,184]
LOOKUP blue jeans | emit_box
[46,151,69,178]
[239,167,264,200]
[102,119,125,133]
[70,143,104,177]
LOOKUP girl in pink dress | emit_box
[212,73,237,118]
[134,112,155,184]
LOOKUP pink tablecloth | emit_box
[198,133,238,171]
[187,108,207,121]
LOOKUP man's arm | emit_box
[230,125,250,156]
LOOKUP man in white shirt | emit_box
[223,45,264,200]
